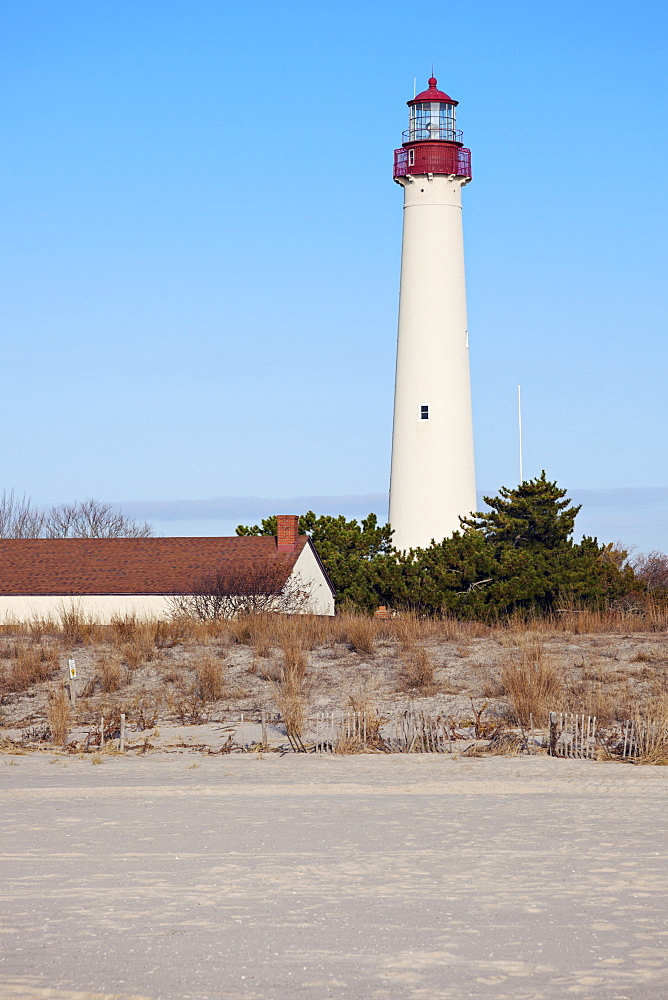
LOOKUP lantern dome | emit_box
[408,77,458,107]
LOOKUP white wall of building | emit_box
[0,594,172,623]
[291,541,336,616]
[389,172,477,551]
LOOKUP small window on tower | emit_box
[408,148,415,166]
[420,405,429,420]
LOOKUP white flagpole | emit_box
[518,384,523,484]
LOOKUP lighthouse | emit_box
[388,77,477,552]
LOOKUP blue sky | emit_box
[1,1,667,550]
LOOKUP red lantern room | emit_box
[393,77,472,181]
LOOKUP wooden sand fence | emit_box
[308,709,456,753]
[618,718,668,761]
[548,712,668,761]
[548,712,597,759]
[68,707,668,761]
[231,709,458,754]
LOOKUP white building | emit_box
[0,515,335,620]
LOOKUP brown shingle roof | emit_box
[0,537,308,596]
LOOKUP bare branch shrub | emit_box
[44,498,153,538]
[0,490,153,539]
[127,693,162,730]
[171,684,208,725]
[633,551,668,594]
[169,561,315,620]
[0,490,45,537]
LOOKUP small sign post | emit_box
[67,659,77,706]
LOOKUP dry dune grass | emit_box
[499,635,667,727]
[333,733,366,754]
[235,613,274,654]
[634,742,668,765]
[58,604,99,645]
[398,646,436,694]
[4,606,668,745]
[390,612,434,647]
[120,629,156,670]
[502,602,668,636]
[334,690,387,753]
[46,685,70,744]
[271,622,309,744]
[98,654,126,693]
[631,644,665,663]
[622,697,668,765]
[335,613,377,655]
[224,612,328,657]
[501,640,563,726]
[0,641,60,693]
[3,600,668,649]
[194,654,226,701]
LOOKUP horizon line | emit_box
[108,487,668,522]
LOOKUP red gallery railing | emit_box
[393,145,472,180]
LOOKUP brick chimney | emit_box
[276,514,300,553]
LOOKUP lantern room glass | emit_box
[409,101,457,142]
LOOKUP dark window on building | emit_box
[420,405,429,420]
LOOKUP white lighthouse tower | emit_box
[388,77,477,551]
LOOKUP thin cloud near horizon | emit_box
[115,488,668,523]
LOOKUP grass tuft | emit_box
[2,642,60,693]
[271,626,308,745]
[335,613,377,655]
[501,640,562,726]
[195,654,226,701]
[47,686,70,745]
[98,655,126,693]
[398,646,436,693]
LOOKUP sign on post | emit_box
[67,658,77,706]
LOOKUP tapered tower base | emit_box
[389,170,476,552]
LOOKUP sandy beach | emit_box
[1,754,668,1000]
